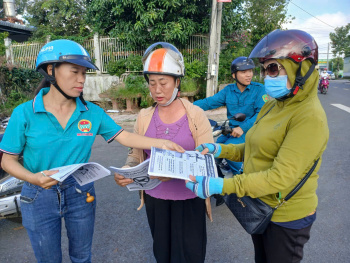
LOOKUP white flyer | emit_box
[148,147,218,180]
[109,159,161,191]
[49,162,111,186]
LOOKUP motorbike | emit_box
[209,113,246,206]
[318,76,329,94]
[0,133,23,221]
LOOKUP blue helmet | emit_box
[36,39,98,71]
[230,56,255,74]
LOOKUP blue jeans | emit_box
[216,133,245,174]
[20,176,96,263]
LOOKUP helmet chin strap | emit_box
[38,65,87,105]
[159,87,179,107]
[276,61,315,101]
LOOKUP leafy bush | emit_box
[125,54,143,72]
[106,58,127,77]
[0,61,42,116]
[0,32,9,56]
[106,74,153,108]
[106,54,143,77]
[181,78,197,93]
[184,59,206,79]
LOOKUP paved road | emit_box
[1,80,349,262]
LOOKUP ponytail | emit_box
[34,78,51,96]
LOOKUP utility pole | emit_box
[326,42,329,70]
[206,0,223,97]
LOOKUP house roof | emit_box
[0,20,36,42]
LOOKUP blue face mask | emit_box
[264,75,291,99]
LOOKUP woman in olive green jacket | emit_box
[186,29,329,263]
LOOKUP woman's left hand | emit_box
[231,127,244,138]
[162,140,185,153]
[150,176,172,182]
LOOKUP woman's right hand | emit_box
[114,166,133,187]
[31,170,59,189]
[114,173,133,187]
[162,140,185,153]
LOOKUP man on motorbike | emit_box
[194,57,267,175]
[319,69,330,91]
[320,69,329,78]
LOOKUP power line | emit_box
[289,1,335,29]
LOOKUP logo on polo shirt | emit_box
[77,119,93,136]
[78,120,92,132]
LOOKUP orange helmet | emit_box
[142,42,185,79]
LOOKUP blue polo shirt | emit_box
[0,87,123,173]
[194,82,267,133]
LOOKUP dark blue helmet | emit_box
[230,56,255,74]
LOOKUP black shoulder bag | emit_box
[223,158,319,235]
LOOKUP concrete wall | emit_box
[83,74,120,101]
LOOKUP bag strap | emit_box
[274,158,320,210]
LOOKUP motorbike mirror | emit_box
[231,113,246,122]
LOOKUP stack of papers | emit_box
[110,147,218,191]
[47,147,218,190]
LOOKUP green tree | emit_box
[329,57,344,73]
[245,0,293,47]
[0,32,9,56]
[330,24,350,57]
[86,0,245,48]
[24,0,91,41]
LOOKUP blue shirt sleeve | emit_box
[0,106,26,155]
[98,111,124,143]
[239,83,267,133]
[193,87,228,111]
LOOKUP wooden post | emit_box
[4,37,13,64]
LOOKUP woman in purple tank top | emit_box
[114,42,214,263]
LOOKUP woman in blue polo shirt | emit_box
[0,39,183,263]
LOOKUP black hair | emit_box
[34,78,51,96]
[34,63,62,96]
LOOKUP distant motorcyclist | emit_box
[320,70,329,79]
[319,70,330,89]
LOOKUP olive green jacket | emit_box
[220,60,329,222]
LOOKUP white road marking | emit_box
[331,104,350,113]
[344,88,349,91]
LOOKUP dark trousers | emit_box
[144,193,207,263]
[251,222,312,263]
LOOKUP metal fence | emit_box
[7,34,208,74]
[11,42,45,69]
[98,37,145,73]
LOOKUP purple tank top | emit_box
[144,106,197,200]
